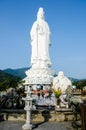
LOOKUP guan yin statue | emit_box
[30,7,51,69]
[24,7,54,86]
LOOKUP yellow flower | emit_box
[53,87,62,98]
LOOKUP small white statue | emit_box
[53,71,72,93]
[30,7,51,68]
[53,71,72,108]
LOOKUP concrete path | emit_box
[0,121,74,130]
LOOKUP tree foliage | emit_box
[72,80,86,90]
[0,70,21,91]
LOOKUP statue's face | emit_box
[37,8,44,19]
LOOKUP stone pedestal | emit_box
[24,68,54,85]
[22,122,32,130]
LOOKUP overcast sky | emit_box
[0,0,86,79]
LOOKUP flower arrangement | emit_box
[53,87,62,98]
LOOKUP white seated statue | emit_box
[30,7,51,69]
[53,71,72,93]
[53,71,72,108]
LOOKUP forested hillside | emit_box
[0,70,21,91]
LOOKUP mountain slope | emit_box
[0,70,20,82]
[3,67,30,79]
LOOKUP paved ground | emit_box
[0,121,75,130]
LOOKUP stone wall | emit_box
[1,108,74,122]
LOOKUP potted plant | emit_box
[53,87,62,107]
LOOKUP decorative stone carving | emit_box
[24,68,54,84]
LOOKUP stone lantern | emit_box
[22,85,33,130]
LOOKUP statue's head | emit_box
[58,71,64,78]
[37,7,44,20]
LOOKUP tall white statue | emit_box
[30,7,51,68]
